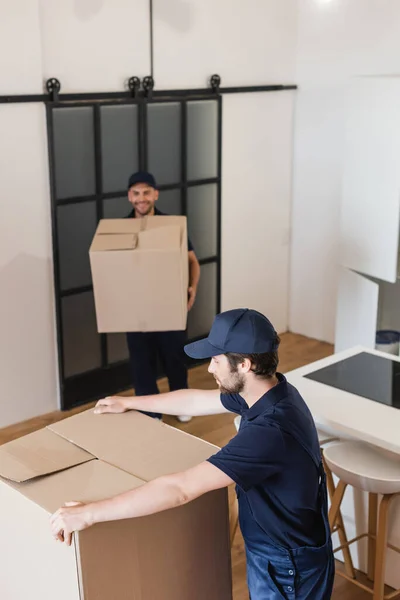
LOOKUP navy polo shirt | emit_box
[208,374,326,550]
[126,206,194,252]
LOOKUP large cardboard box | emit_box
[0,410,232,600]
[89,216,189,333]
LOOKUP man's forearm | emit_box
[189,254,200,291]
[88,477,187,526]
[123,388,225,416]
[50,462,233,544]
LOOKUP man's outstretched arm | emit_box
[94,388,229,417]
[50,461,233,545]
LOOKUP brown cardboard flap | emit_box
[96,219,140,235]
[0,428,95,483]
[90,233,138,252]
[139,225,181,250]
[7,459,144,514]
[48,409,219,481]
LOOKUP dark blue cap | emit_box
[128,171,157,190]
[184,308,279,359]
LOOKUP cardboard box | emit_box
[0,410,232,600]
[89,216,189,333]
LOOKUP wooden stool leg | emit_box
[323,453,337,501]
[329,480,347,530]
[335,503,356,578]
[373,494,393,600]
[323,455,356,579]
[368,493,378,581]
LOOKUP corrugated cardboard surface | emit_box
[0,428,94,482]
[89,216,188,333]
[0,409,220,505]
[3,459,144,514]
[76,489,232,600]
[0,409,232,599]
[49,409,219,481]
[90,232,138,251]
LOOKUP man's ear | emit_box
[240,357,253,374]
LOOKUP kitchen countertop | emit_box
[285,345,400,457]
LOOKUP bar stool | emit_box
[324,441,400,600]
[318,430,356,580]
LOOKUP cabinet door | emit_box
[340,77,400,283]
[335,268,379,352]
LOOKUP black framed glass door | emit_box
[47,93,221,410]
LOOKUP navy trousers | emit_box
[245,538,334,599]
[126,330,188,418]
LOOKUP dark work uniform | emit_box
[126,206,193,418]
[208,374,335,599]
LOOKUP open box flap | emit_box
[48,409,219,482]
[0,428,95,483]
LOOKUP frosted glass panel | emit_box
[188,262,217,339]
[156,189,182,215]
[57,202,98,291]
[147,103,181,185]
[107,334,129,364]
[53,107,95,199]
[187,185,217,260]
[187,101,218,181]
[103,196,131,218]
[62,292,101,377]
[101,105,139,193]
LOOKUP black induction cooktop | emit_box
[304,351,400,409]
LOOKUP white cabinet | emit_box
[335,269,379,352]
[335,269,400,352]
[336,77,400,352]
[340,77,400,283]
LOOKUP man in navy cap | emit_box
[50,308,335,599]
[124,171,200,422]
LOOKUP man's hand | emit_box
[188,286,197,311]
[94,396,129,414]
[50,501,93,546]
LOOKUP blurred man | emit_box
[125,171,200,422]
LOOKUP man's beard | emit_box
[136,205,153,216]
[217,369,245,394]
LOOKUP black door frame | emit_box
[1,78,296,411]
[46,90,223,410]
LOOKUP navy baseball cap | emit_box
[184,308,279,359]
[128,171,157,190]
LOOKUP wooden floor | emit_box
[0,332,374,599]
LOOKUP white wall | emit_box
[0,0,43,94]
[1,0,297,427]
[290,0,400,343]
[0,104,58,426]
[153,0,297,89]
[39,0,151,92]
[221,92,295,334]
[0,1,57,428]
